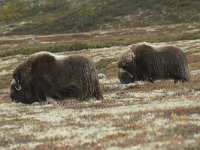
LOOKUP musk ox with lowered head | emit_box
[10,52,103,104]
[118,42,190,84]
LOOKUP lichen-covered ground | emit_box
[0,39,200,149]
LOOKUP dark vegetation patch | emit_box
[0,41,127,57]
[166,124,200,137]
[0,42,88,57]
[34,142,74,150]
[99,131,148,148]
[118,106,200,123]
[59,99,121,110]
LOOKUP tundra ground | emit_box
[0,30,200,149]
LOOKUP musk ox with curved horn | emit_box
[10,52,103,104]
[118,42,190,84]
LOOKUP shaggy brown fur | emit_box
[118,42,190,84]
[118,68,134,84]
[10,52,103,104]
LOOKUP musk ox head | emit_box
[118,68,134,84]
[10,52,103,104]
[118,42,190,84]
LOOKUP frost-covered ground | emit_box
[0,39,200,150]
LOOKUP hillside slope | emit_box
[0,0,200,35]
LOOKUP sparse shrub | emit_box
[95,58,118,78]
[0,74,12,89]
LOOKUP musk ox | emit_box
[118,42,190,84]
[10,52,103,104]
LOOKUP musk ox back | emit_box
[118,42,190,84]
[10,52,103,104]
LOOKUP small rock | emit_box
[30,37,38,44]
[98,73,106,80]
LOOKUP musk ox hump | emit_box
[118,48,135,68]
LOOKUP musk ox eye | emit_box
[122,61,129,66]
[15,84,22,91]
[121,61,126,66]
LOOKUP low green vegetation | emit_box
[0,42,88,57]
[0,41,128,57]
[96,58,118,78]
[1,21,200,58]
[0,0,200,35]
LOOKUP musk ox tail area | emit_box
[61,55,103,100]
[79,58,103,100]
[179,53,191,82]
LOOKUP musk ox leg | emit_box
[174,77,187,84]
[83,79,103,100]
[68,85,85,100]
[93,74,104,100]
[46,97,58,104]
[174,79,178,84]
[174,76,189,84]
[38,97,57,105]
[93,84,104,100]
[148,77,154,83]
[179,77,189,83]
